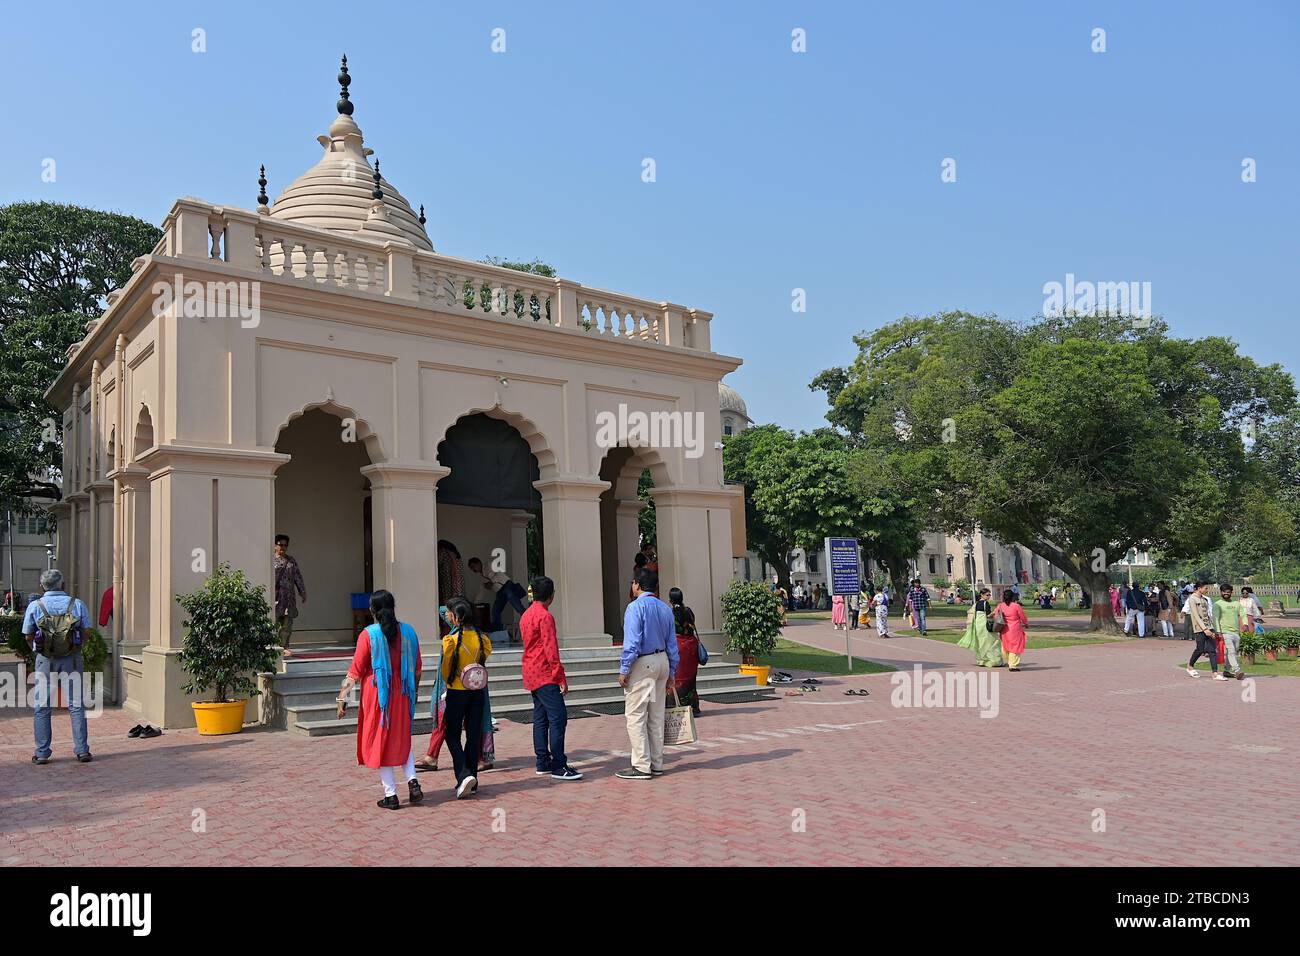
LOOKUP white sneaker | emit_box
[456,775,477,799]
[1212,673,1230,681]
[1186,667,1199,677]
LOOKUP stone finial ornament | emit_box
[372,158,384,201]
[257,165,270,213]
[337,55,353,116]
[419,204,426,226]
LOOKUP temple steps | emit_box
[265,646,766,737]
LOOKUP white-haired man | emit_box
[23,569,92,764]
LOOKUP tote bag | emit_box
[663,686,698,746]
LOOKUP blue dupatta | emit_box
[367,621,419,728]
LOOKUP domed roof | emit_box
[719,381,750,420]
[268,57,433,252]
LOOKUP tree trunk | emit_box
[1023,536,1122,634]
[1082,569,1122,633]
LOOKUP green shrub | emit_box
[1272,628,1300,649]
[720,580,785,665]
[176,563,280,703]
[82,626,109,673]
[1237,632,1263,657]
[2,612,32,668]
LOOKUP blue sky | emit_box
[5,1,1297,431]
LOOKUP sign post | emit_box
[825,537,862,671]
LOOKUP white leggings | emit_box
[379,754,417,796]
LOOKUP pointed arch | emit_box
[272,399,387,464]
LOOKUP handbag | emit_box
[992,606,1007,633]
[663,686,698,745]
[696,637,709,665]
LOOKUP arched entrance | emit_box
[597,446,671,639]
[273,407,374,647]
[435,412,541,637]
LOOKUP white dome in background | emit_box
[718,381,750,420]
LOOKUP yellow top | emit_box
[441,626,493,690]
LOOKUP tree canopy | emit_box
[0,202,162,512]
[812,311,1297,628]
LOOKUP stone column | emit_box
[361,462,448,652]
[507,510,533,585]
[534,475,610,646]
[137,444,288,729]
[650,486,738,649]
[117,464,151,649]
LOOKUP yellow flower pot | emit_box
[192,700,247,735]
[738,664,770,686]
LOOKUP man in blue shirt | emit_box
[22,569,93,764]
[616,568,678,780]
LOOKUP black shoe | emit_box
[616,767,653,780]
[650,767,665,777]
[407,780,424,804]
[31,755,49,765]
[76,752,93,763]
[535,765,554,776]
[551,766,583,781]
[1009,667,1021,672]
[127,725,145,738]
[141,726,163,739]
[376,795,400,810]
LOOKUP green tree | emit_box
[0,202,162,512]
[723,424,925,592]
[812,311,1296,631]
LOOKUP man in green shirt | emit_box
[1214,584,1249,680]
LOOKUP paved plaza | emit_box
[3,620,1296,867]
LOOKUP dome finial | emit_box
[371,158,383,200]
[256,164,269,212]
[337,54,354,116]
[418,204,426,226]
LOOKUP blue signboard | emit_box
[824,537,861,595]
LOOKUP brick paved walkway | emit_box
[3,621,1296,866]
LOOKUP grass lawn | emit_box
[923,604,1090,618]
[913,626,1121,650]
[757,637,896,675]
[786,611,830,620]
[1192,654,1300,678]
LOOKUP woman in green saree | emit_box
[958,587,1003,667]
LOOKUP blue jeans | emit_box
[491,581,528,631]
[33,653,90,759]
[915,608,927,634]
[531,683,568,771]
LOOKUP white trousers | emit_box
[1124,608,1146,636]
[379,753,418,796]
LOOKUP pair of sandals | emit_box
[844,689,870,697]
[127,724,163,739]
[784,685,820,697]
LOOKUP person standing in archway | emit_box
[273,534,307,657]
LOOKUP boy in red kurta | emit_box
[339,590,423,809]
[520,577,581,781]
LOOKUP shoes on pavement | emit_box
[414,756,439,772]
[615,767,653,780]
[31,755,49,765]
[376,795,400,810]
[535,764,554,776]
[407,780,424,804]
[456,775,477,799]
[1212,673,1230,681]
[551,766,583,781]
[76,752,93,763]
[650,767,665,777]
[1186,667,1200,677]
[127,725,145,738]
[140,726,162,739]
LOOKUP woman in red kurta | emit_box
[669,588,702,717]
[995,589,1029,671]
[338,590,423,810]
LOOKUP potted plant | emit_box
[1260,631,1281,663]
[1278,628,1300,658]
[1237,631,1261,666]
[720,579,785,686]
[176,563,280,735]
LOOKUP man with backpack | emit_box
[22,569,93,764]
